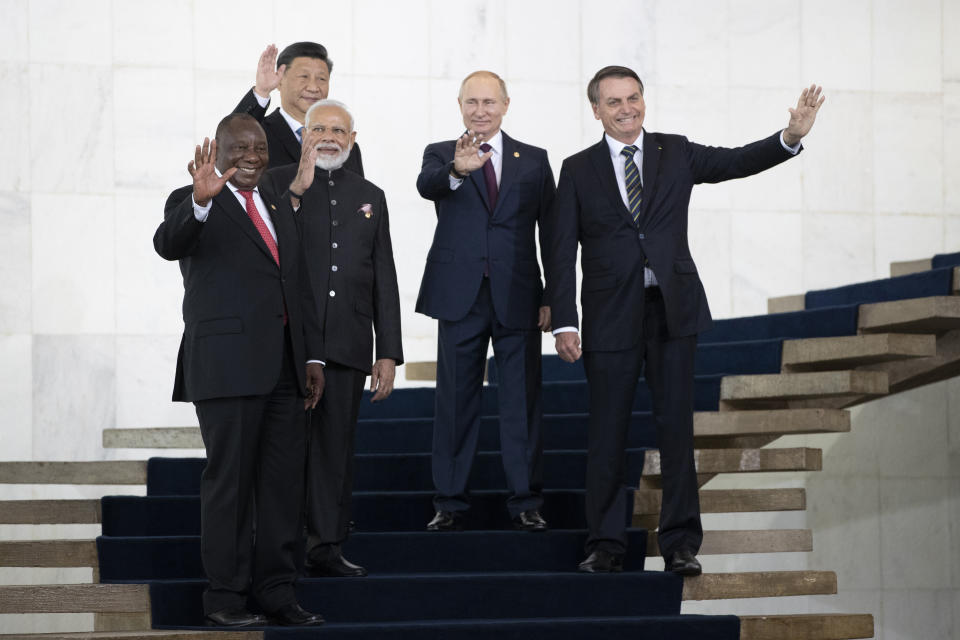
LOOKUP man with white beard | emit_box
[266,99,403,577]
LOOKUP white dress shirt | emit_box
[191,172,277,243]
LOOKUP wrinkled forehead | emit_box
[221,120,267,146]
[597,76,643,101]
[461,76,505,102]
[306,105,350,128]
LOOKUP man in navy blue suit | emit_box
[548,66,823,575]
[416,71,556,532]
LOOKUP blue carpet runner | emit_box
[932,251,960,269]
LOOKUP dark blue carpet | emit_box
[805,267,954,309]
[932,251,960,269]
[699,303,859,342]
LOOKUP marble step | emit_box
[740,613,874,639]
[889,258,932,277]
[682,570,836,601]
[3,634,258,640]
[634,488,806,516]
[0,461,146,485]
[0,540,97,567]
[0,499,101,524]
[0,584,149,614]
[643,447,822,478]
[719,370,888,409]
[781,333,935,372]
[648,529,812,556]
[858,295,960,333]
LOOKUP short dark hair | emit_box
[587,66,644,105]
[277,41,333,73]
[215,113,260,142]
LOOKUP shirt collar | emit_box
[215,167,260,196]
[278,106,304,137]
[604,131,644,159]
[481,130,503,155]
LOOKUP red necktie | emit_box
[237,189,279,265]
[479,143,498,211]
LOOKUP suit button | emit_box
[332,242,338,249]
[329,290,336,297]
[331,265,338,272]
[332,220,339,226]
[328,180,335,186]
[331,199,337,205]
[638,233,645,239]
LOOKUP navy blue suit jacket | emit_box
[548,130,798,351]
[415,131,555,330]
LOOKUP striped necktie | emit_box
[296,126,304,144]
[621,145,642,224]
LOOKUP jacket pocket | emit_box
[195,317,242,337]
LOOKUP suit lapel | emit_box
[636,130,660,230]
[589,136,635,227]
[266,110,302,164]
[493,132,518,218]
[469,162,493,212]
[216,187,278,266]
[259,181,290,273]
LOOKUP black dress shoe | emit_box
[665,549,702,576]
[578,549,624,573]
[427,510,463,531]
[204,608,268,627]
[267,603,324,626]
[512,509,548,532]
[305,546,368,577]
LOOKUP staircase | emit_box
[6,254,960,638]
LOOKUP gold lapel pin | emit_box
[365,212,372,218]
[658,146,662,150]
[513,151,520,157]
[269,204,277,210]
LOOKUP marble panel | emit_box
[946,216,960,250]
[727,0,800,89]
[273,0,354,75]
[29,64,114,194]
[0,192,31,333]
[951,475,960,588]
[949,378,960,472]
[873,214,943,275]
[955,590,960,640]
[881,589,953,640]
[29,0,111,66]
[193,69,253,141]
[654,0,728,88]
[821,406,878,477]
[688,209,732,319]
[115,191,192,335]
[801,91,874,214]
[872,383,951,478]
[114,68,196,190]
[726,88,803,212]
[31,194,116,334]
[873,0,942,93]
[682,595,811,617]
[0,335,32,461]
[879,478,951,590]
[800,0,871,91]
[579,1,655,86]
[945,84,960,216]
[807,589,881,620]
[730,210,803,317]
[32,335,115,461]
[112,0,193,67]
[427,0,507,80]
[947,0,960,82]
[503,0,578,83]
[873,93,944,215]
[801,212,875,291]
[428,77,469,142]
[0,0,28,62]
[805,475,881,589]
[115,335,196,430]
[352,0,429,78]
[0,64,30,192]
[193,0,274,73]
[506,81,582,166]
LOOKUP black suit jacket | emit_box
[235,89,365,175]
[266,165,402,374]
[548,130,798,351]
[415,131,555,330]
[155,182,324,401]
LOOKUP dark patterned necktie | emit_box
[479,143,498,210]
[621,145,642,224]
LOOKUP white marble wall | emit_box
[0,0,958,634]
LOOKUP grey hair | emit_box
[305,99,355,132]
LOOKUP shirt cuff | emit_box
[552,326,578,335]
[448,174,464,190]
[307,359,325,366]
[192,194,212,222]
[779,130,801,155]
[254,90,270,108]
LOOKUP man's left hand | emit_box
[305,363,325,409]
[783,84,825,146]
[370,358,396,402]
[538,306,552,332]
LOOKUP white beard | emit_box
[314,144,351,171]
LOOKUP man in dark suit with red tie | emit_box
[547,66,823,575]
[154,114,325,627]
[416,71,555,533]
[234,42,364,174]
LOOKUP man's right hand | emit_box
[452,130,492,176]
[253,44,285,99]
[555,331,582,363]
[289,130,322,198]
[189,138,234,206]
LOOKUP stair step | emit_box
[0,540,97,567]
[766,294,805,314]
[103,428,202,449]
[635,488,806,516]
[858,295,960,333]
[890,258,932,277]
[643,448,822,477]
[740,613,874,639]
[0,499,101,524]
[719,371,888,407]
[694,409,849,441]
[781,333,936,372]
[3,634,259,640]
[0,461,146,485]
[682,571,837,600]
[0,584,149,613]
[648,529,812,556]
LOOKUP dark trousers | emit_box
[433,278,543,517]
[305,362,367,553]
[193,332,305,615]
[582,287,702,559]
